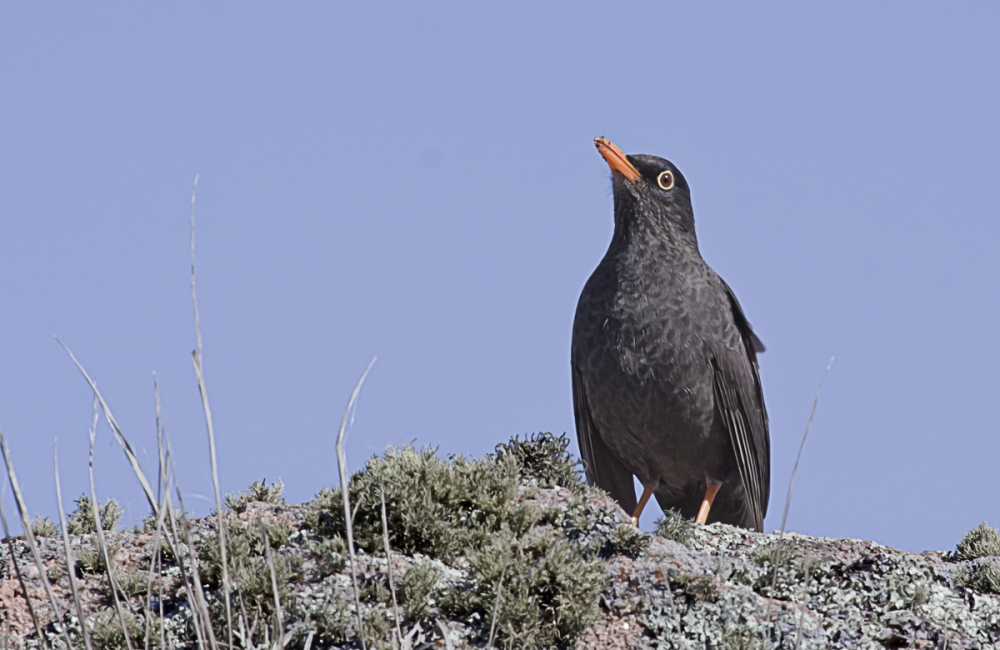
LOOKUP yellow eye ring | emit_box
[657,170,675,190]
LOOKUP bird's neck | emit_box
[611,212,701,260]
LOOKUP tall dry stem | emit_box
[188,173,234,649]
[380,486,402,645]
[55,440,94,650]
[486,565,507,649]
[163,488,208,650]
[770,357,834,591]
[145,375,170,650]
[56,338,158,516]
[167,448,219,650]
[258,518,285,646]
[87,398,134,650]
[0,423,73,649]
[761,356,834,649]
[0,488,48,649]
[795,558,815,650]
[337,358,376,650]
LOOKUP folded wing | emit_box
[711,279,770,531]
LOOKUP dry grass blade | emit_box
[157,546,166,650]
[434,620,455,650]
[146,392,200,649]
[229,543,253,650]
[87,401,135,650]
[795,558,815,650]
[55,441,94,650]
[146,375,170,650]
[163,488,208,650]
[169,458,219,650]
[154,374,165,506]
[189,173,203,354]
[154,432,208,650]
[257,518,285,647]
[188,173,233,649]
[55,338,158,516]
[143,519,165,650]
[336,357,377,650]
[379,486,402,645]
[154,382,215,647]
[0,488,49,649]
[192,352,234,647]
[175,516,218,650]
[770,357,834,592]
[0,424,73,649]
[486,564,507,649]
[142,462,170,650]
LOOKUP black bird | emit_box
[572,138,769,531]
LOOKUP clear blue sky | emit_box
[1,4,998,552]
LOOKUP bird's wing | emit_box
[572,364,637,514]
[711,279,770,531]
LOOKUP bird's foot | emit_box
[631,486,655,526]
[695,481,722,525]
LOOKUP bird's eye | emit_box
[657,171,675,190]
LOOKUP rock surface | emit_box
[2,439,999,649]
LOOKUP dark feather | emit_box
[572,365,637,514]
[711,279,770,530]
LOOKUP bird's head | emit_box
[594,137,696,244]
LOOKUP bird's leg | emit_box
[631,486,655,526]
[695,480,722,525]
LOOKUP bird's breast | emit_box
[575,252,727,431]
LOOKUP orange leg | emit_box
[631,486,655,526]
[695,481,722,525]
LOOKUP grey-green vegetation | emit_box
[75,539,120,576]
[303,432,607,649]
[1,434,999,649]
[955,558,1000,595]
[89,609,155,650]
[609,522,651,559]
[66,493,123,534]
[224,478,286,513]
[955,521,1000,561]
[30,515,57,538]
[654,508,695,548]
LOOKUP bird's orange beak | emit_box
[595,137,642,183]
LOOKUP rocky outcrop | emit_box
[1,435,998,649]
